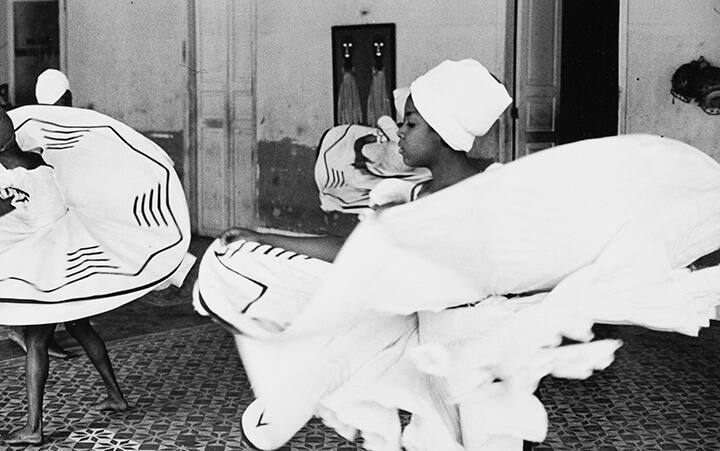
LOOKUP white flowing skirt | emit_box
[0,105,193,325]
[195,134,720,450]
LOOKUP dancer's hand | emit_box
[219,227,260,246]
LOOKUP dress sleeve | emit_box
[368,179,416,208]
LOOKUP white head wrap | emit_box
[409,59,512,152]
[393,87,410,122]
[35,69,70,105]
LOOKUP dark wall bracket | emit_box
[671,56,720,115]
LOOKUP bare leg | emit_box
[64,318,128,412]
[5,323,55,445]
[7,324,74,359]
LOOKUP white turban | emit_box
[35,69,70,105]
[393,87,410,122]
[410,59,512,152]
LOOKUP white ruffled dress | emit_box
[0,105,194,325]
[195,134,720,451]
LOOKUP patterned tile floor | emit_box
[535,323,720,450]
[0,323,363,450]
[1,321,718,450]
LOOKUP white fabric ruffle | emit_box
[196,134,720,450]
[0,105,193,325]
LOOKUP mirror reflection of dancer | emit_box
[6,69,75,360]
[0,103,193,446]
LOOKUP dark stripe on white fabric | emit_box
[43,134,83,142]
[41,127,90,134]
[212,249,268,314]
[45,144,78,150]
[196,291,244,336]
[67,250,104,262]
[410,182,425,201]
[67,245,100,257]
[66,257,110,271]
[0,115,189,300]
[132,196,142,226]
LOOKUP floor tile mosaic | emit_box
[533,323,720,450]
[2,321,719,450]
[0,324,363,450]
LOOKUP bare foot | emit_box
[47,342,75,360]
[93,397,129,412]
[5,426,42,445]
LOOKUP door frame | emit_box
[186,0,198,232]
[617,0,629,135]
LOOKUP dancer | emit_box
[315,88,432,216]
[35,68,72,106]
[0,104,193,445]
[197,59,521,450]
[196,59,720,450]
[7,68,76,360]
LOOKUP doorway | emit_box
[558,0,619,144]
[513,0,620,157]
[6,0,59,106]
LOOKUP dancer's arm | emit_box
[0,148,46,170]
[220,227,346,263]
[0,196,14,217]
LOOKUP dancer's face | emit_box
[396,96,444,168]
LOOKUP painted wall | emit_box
[255,0,509,233]
[64,0,189,183]
[624,0,720,159]
[65,0,187,130]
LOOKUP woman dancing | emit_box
[196,59,720,450]
[0,105,193,445]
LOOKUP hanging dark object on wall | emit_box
[671,56,720,115]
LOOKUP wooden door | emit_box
[195,0,256,236]
[514,0,562,158]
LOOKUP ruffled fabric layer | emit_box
[195,239,626,450]
[0,105,193,325]
[196,134,720,450]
